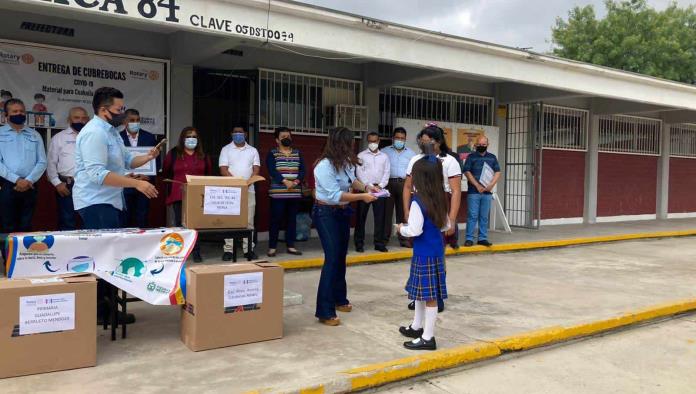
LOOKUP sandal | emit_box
[318,317,341,326]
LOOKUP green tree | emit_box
[552,0,696,84]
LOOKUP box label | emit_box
[204,186,242,216]
[29,277,65,284]
[19,292,75,335]
[224,272,263,310]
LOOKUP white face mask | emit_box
[184,137,198,149]
[368,142,379,152]
[128,122,141,133]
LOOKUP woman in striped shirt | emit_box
[266,127,306,257]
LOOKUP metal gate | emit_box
[504,103,542,229]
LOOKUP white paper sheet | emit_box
[19,292,75,335]
[224,272,263,308]
[479,162,495,188]
[204,186,242,216]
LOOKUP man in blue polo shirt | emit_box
[0,98,47,258]
[462,136,501,247]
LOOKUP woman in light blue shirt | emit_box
[314,127,376,326]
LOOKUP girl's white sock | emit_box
[422,306,438,340]
[411,300,425,330]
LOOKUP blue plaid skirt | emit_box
[405,255,447,301]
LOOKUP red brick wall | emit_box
[541,149,585,219]
[668,157,696,213]
[597,153,657,216]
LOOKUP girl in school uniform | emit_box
[396,155,450,350]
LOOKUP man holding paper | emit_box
[462,136,501,247]
[354,132,390,253]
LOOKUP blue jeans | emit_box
[268,198,299,249]
[78,204,123,230]
[56,183,78,231]
[313,204,352,319]
[466,193,492,241]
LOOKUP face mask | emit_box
[476,145,488,153]
[368,142,379,152]
[71,122,86,132]
[107,109,127,128]
[280,138,292,147]
[128,122,140,133]
[394,140,405,150]
[9,114,26,125]
[184,137,198,149]
[232,133,245,144]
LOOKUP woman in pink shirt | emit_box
[163,126,212,262]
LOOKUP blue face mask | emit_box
[184,137,198,149]
[128,122,140,133]
[394,140,405,150]
[232,133,245,144]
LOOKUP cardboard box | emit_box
[181,262,283,352]
[182,175,265,229]
[0,275,97,379]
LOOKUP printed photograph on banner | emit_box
[0,41,166,134]
[457,128,486,162]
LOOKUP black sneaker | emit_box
[356,246,365,253]
[477,240,493,247]
[222,252,234,261]
[464,240,474,247]
[404,337,437,351]
[399,325,424,339]
[245,251,258,260]
[375,245,388,253]
[192,251,203,263]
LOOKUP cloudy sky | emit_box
[296,0,695,52]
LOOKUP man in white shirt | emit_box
[219,126,260,260]
[46,107,90,230]
[355,132,391,253]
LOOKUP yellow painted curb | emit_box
[277,229,696,271]
[270,297,696,394]
[343,342,501,391]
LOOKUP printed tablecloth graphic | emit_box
[5,228,197,305]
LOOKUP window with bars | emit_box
[598,115,661,155]
[378,86,493,137]
[541,105,588,151]
[670,123,696,158]
[259,69,363,135]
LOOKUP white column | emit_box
[584,114,599,224]
[656,123,670,219]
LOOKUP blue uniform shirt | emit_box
[313,158,356,205]
[0,124,47,184]
[462,151,500,195]
[383,145,416,179]
[73,116,135,211]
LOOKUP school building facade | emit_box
[2,0,696,235]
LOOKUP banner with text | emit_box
[0,41,166,134]
[5,228,197,305]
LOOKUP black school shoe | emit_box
[464,240,474,247]
[399,325,424,339]
[477,240,493,247]
[404,337,437,351]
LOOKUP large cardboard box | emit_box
[0,275,97,379]
[181,262,283,352]
[182,175,264,229]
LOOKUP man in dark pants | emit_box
[120,108,159,228]
[47,107,90,230]
[354,132,390,253]
[383,127,416,247]
[0,98,47,263]
[73,87,160,325]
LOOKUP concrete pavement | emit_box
[378,315,696,394]
[3,236,696,393]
